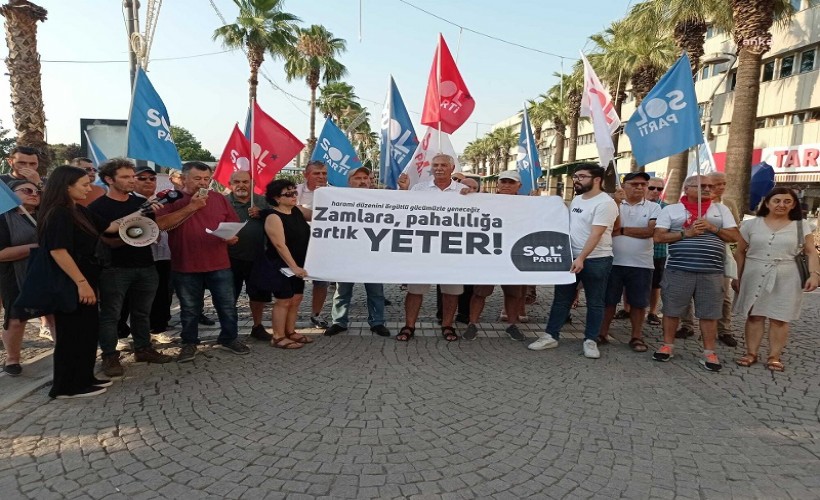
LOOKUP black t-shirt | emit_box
[42,205,109,284]
[88,195,154,268]
[262,208,310,267]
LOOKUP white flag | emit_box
[687,135,717,176]
[402,126,461,188]
[580,53,621,168]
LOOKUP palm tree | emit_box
[724,1,794,214]
[284,24,347,152]
[1,0,50,173]
[317,81,358,121]
[551,68,584,163]
[213,0,300,105]
[488,126,518,176]
[539,91,569,167]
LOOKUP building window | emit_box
[729,71,737,91]
[701,64,711,80]
[762,61,775,81]
[780,55,795,78]
[769,115,786,127]
[800,49,815,73]
[755,118,766,129]
[792,113,805,125]
[706,25,715,38]
[807,109,820,122]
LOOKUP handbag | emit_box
[13,247,79,317]
[796,220,811,287]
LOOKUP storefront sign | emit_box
[761,143,820,173]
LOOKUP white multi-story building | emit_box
[487,0,820,211]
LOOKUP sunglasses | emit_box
[136,176,157,182]
[647,186,663,191]
[15,187,42,196]
[278,191,298,198]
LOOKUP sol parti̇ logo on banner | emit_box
[509,231,572,272]
[631,91,688,138]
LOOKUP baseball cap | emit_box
[498,170,521,182]
[622,171,650,182]
[134,165,156,175]
[349,166,371,176]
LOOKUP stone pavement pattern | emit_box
[1,285,820,499]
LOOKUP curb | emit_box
[0,349,53,411]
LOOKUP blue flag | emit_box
[624,53,703,166]
[83,130,108,168]
[379,76,418,189]
[126,67,182,169]
[0,181,22,216]
[311,118,362,187]
[517,107,542,194]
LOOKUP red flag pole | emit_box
[250,97,256,208]
[436,34,442,153]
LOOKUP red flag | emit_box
[213,123,251,188]
[251,102,305,194]
[420,34,475,134]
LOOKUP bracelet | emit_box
[812,271,820,277]
[76,279,87,283]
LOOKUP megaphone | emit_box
[118,213,161,247]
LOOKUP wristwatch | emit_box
[680,230,686,240]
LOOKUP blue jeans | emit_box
[545,256,613,341]
[331,282,385,328]
[98,266,158,355]
[173,269,238,345]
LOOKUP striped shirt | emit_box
[655,202,736,273]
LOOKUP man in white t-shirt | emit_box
[528,163,618,359]
[295,160,331,328]
[598,172,661,351]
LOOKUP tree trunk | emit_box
[246,45,263,105]
[307,83,318,155]
[2,0,50,174]
[553,125,565,166]
[567,114,578,162]
[724,47,763,215]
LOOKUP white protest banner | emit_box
[304,187,575,285]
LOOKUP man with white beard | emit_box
[225,170,272,341]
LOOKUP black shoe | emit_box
[675,327,694,339]
[216,339,250,355]
[199,314,216,326]
[463,323,478,341]
[3,363,22,377]
[323,324,348,337]
[249,324,273,341]
[177,344,197,363]
[718,333,738,347]
[370,325,391,337]
[92,378,113,388]
[505,324,526,341]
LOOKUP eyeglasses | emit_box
[14,187,42,196]
[278,191,298,198]
[136,176,157,182]
[647,186,663,191]
[83,168,96,173]
[571,174,593,180]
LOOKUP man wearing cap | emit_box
[324,166,391,338]
[598,172,661,352]
[652,175,740,372]
[396,153,471,342]
[528,163,618,359]
[463,170,528,341]
[295,160,331,329]
[225,170,272,342]
[89,158,173,377]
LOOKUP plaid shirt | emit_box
[653,201,669,259]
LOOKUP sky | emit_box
[0,0,633,158]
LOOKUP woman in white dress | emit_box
[732,187,820,371]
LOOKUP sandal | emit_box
[766,357,785,372]
[596,336,610,345]
[646,313,661,326]
[628,337,648,352]
[735,353,758,367]
[396,326,415,341]
[613,309,629,319]
[271,337,303,349]
[287,332,314,344]
[441,326,459,342]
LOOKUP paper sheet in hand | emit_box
[205,221,246,240]
[280,267,321,281]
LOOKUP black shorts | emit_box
[652,257,666,289]
[605,265,653,309]
[272,275,305,300]
[230,259,272,303]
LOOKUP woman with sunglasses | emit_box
[0,181,41,376]
[262,179,313,349]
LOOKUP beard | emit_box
[574,182,591,195]
[234,188,249,197]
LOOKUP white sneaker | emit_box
[116,339,131,352]
[528,336,558,350]
[151,332,174,344]
[583,339,601,359]
[38,327,53,341]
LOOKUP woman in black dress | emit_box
[0,181,41,376]
[263,179,312,349]
[37,166,120,399]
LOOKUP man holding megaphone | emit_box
[89,159,174,378]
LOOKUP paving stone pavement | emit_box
[1,284,820,499]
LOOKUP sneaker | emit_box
[101,353,124,377]
[116,339,132,352]
[310,315,329,328]
[92,378,113,388]
[216,339,250,355]
[370,325,391,337]
[199,314,216,326]
[701,352,723,372]
[519,315,529,324]
[38,326,53,341]
[675,327,694,339]
[151,332,174,344]
[3,363,22,377]
[583,339,600,359]
[249,324,273,341]
[134,347,173,364]
[55,387,107,399]
[506,324,526,341]
[653,345,674,362]
[177,344,197,363]
[463,323,478,341]
[528,336,558,350]
[718,333,738,347]
[324,324,348,337]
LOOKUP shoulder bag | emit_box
[796,220,811,288]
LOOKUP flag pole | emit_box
[250,97,256,209]
[384,76,392,189]
[437,34,442,152]
[695,145,702,218]
[19,205,37,226]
